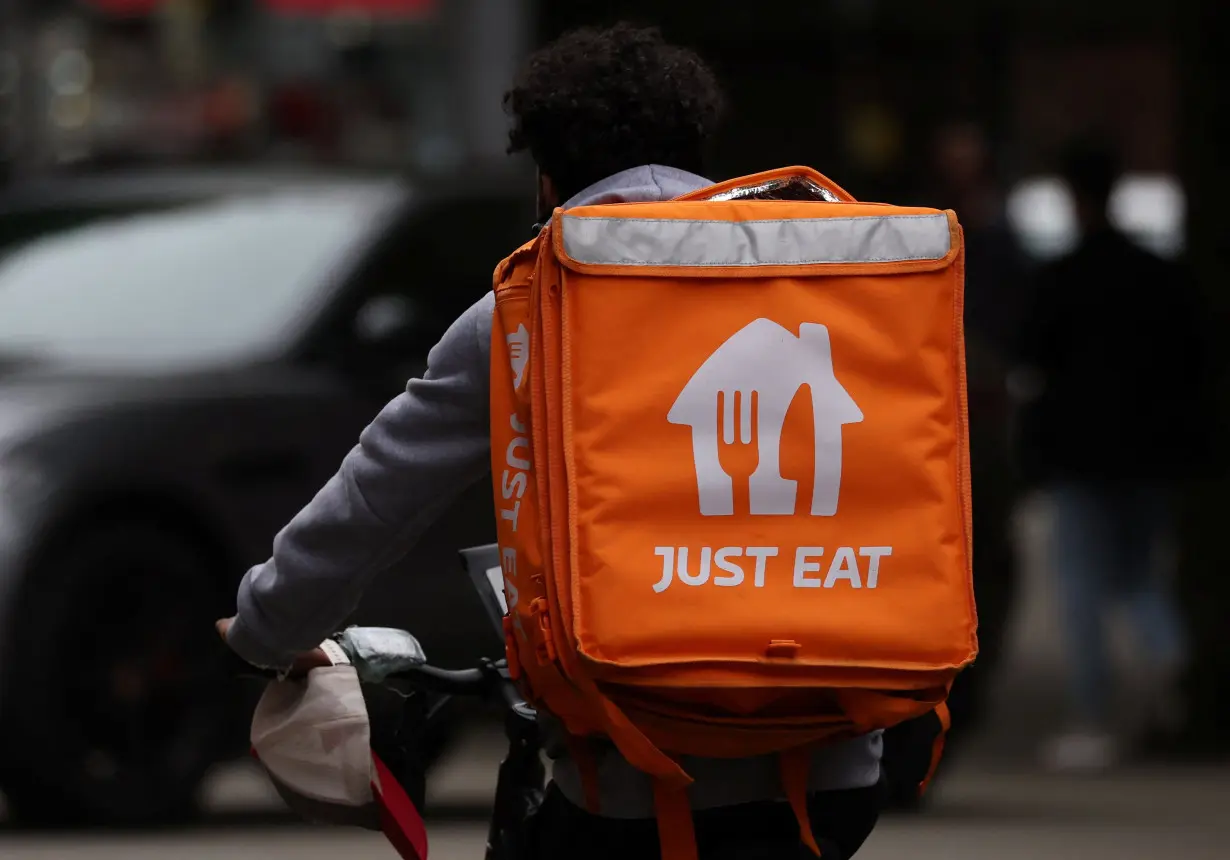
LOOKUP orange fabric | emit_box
[919,702,952,796]
[489,167,976,858]
[653,779,699,860]
[780,749,822,856]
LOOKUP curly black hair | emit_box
[504,23,726,203]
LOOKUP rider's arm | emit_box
[225,293,494,669]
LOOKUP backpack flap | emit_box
[554,200,959,278]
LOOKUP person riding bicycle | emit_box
[218,24,899,859]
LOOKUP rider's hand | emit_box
[215,616,333,676]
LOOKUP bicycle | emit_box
[226,544,545,860]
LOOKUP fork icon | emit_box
[716,390,760,516]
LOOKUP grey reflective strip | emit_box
[561,213,951,268]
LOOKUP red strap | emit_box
[780,749,822,857]
[372,754,429,860]
[653,778,699,860]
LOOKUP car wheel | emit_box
[0,521,238,828]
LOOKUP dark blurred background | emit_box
[0,0,1227,856]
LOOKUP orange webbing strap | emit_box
[562,734,602,814]
[653,778,699,860]
[593,688,693,788]
[919,702,951,796]
[780,749,823,857]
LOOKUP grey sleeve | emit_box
[227,293,495,668]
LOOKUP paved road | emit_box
[3,734,1227,860]
[2,762,1227,860]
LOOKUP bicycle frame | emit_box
[484,697,544,860]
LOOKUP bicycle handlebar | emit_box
[221,646,521,709]
[378,663,494,697]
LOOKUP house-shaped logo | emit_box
[668,319,864,517]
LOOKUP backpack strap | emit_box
[653,777,699,860]
[919,702,951,796]
[590,683,693,787]
[779,748,823,857]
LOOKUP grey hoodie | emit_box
[229,164,882,817]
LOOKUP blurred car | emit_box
[0,167,534,826]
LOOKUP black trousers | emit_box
[526,779,885,860]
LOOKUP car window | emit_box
[0,203,180,252]
[338,193,534,372]
[0,186,399,370]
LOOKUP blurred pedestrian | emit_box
[1015,139,1205,772]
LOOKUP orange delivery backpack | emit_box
[488,166,977,859]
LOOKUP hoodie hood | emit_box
[562,165,713,210]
